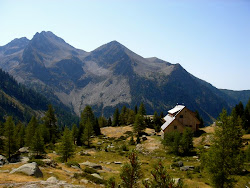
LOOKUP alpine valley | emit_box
[0,31,249,124]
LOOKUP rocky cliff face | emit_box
[0,31,246,124]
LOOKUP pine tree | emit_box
[71,124,78,145]
[202,109,244,188]
[244,99,250,132]
[112,108,120,127]
[31,127,45,156]
[120,151,142,188]
[119,106,128,126]
[43,104,57,143]
[98,116,107,128]
[82,118,94,147]
[153,111,161,132]
[40,124,50,144]
[127,110,136,125]
[195,110,204,128]
[133,114,145,135]
[93,117,101,136]
[77,105,95,145]
[134,105,138,115]
[4,116,16,158]
[107,117,112,127]
[25,116,38,146]
[58,127,75,162]
[138,102,146,115]
[143,160,183,188]
[15,121,25,149]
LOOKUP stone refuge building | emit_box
[161,105,200,138]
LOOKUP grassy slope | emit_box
[0,126,249,188]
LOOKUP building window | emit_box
[174,126,177,130]
[180,115,183,118]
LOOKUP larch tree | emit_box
[112,108,120,127]
[138,102,146,115]
[71,124,78,145]
[58,127,75,162]
[25,116,38,146]
[43,104,57,143]
[82,118,94,147]
[31,126,45,156]
[202,109,244,188]
[120,151,142,188]
[77,105,95,145]
[133,114,145,135]
[4,116,16,158]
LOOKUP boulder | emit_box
[10,162,43,177]
[46,176,59,183]
[142,135,147,141]
[8,153,21,163]
[41,159,57,168]
[19,147,29,153]
[91,173,103,179]
[0,155,8,166]
[180,166,194,171]
[173,178,181,185]
[80,179,88,184]
[80,161,102,170]
[177,161,183,167]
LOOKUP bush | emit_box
[66,161,80,168]
[121,144,129,151]
[186,171,193,179]
[245,145,250,162]
[28,159,45,167]
[194,165,201,173]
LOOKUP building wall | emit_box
[175,108,199,131]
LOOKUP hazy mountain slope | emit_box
[0,31,248,124]
[220,89,250,106]
[0,68,79,126]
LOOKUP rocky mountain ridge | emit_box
[0,31,249,124]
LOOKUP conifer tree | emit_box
[15,122,25,149]
[4,116,16,158]
[120,151,142,188]
[138,102,146,115]
[143,160,183,188]
[40,124,50,144]
[25,116,38,146]
[202,109,244,188]
[119,106,128,126]
[127,109,136,125]
[112,108,120,127]
[71,124,78,145]
[77,105,95,145]
[58,127,75,162]
[107,117,112,127]
[98,116,108,128]
[93,117,101,136]
[133,114,145,135]
[153,111,161,132]
[82,118,94,147]
[134,105,138,114]
[43,104,57,143]
[31,127,45,156]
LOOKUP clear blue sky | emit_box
[1,0,249,90]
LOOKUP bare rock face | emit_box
[80,161,102,170]
[10,162,43,177]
